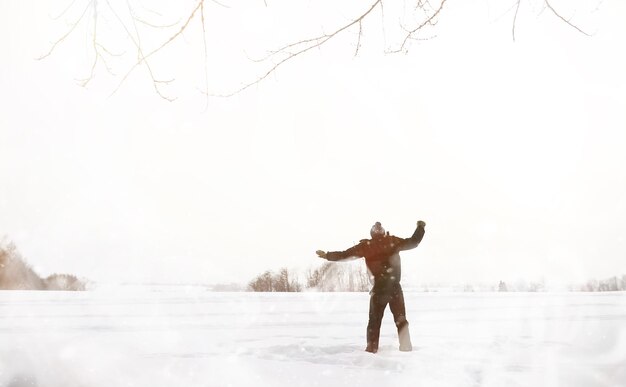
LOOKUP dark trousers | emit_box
[366,281,411,351]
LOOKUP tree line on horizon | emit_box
[245,264,626,293]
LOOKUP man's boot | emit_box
[365,341,378,353]
[366,327,380,353]
[397,318,412,352]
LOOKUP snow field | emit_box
[1,287,625,387]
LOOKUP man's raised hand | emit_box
[316,250,327,259]
[417,220,426,228]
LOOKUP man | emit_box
[316,220,426,353]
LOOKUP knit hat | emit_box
[370,222,386,238]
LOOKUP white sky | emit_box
[1,0,625,286]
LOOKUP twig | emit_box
[544,0,591,36]
[393,0,446,53]
[115,0,204,93]
[512,0,521,41]
[200,1,210,108]
[77,1,99,87]
[132,15,182,29]
[216,0,383,97]
[36,0,94,60]
[108,0,177,101]
[354,20,363,57]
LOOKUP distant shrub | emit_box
[0,238,86,291]
[0,241,45,290]
[306,261,370,292]
[248,268,302,292]
[44,273,87,291]
[580,275,626,292]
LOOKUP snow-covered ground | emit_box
[1,287,625,387]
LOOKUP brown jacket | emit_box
[325,225,425,283]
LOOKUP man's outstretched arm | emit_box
[316,245,363,261]
[398,220,426,251]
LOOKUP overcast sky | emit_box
[1,0,625,287]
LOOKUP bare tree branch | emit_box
[391,0,446,54]
[354,20,363,57]
[132,15,182,29]
[512,0,521,42]
[107,0,176,101]
[36,0,94,60]
[145,1,204,63]
[38,0,598,100]
[96,42,124,57]
[215,0,383,97]
[200,1,210,106]
[544,0,591,36]
[77,1,99,87]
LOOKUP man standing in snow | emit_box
[316,220,426,354]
